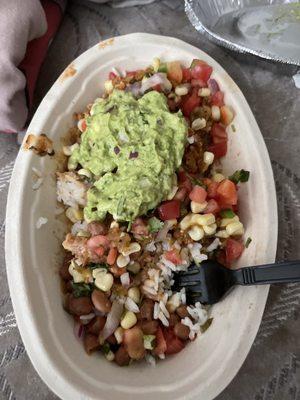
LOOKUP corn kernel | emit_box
[179,214,193,230]
[191,201,208,214]
[191,213,215,226]
[211,105,220,121]
[175,84,189,96]
[94,272,114,292]
[121,311,137,329]
[188,225,204,241]
[220,215,239,228]
[215,230,229,239]
[121,242,141,257]
[198,88,211,97]
[68,261,85,283]
[226,221,244,236]
[127,287,140,304]
[104,80,113,93]
[192,117,206,131]
[203,223,217,236]
[203,151,214,166]
[92,267,108,279]
[220,105,234,126]
[78,169,92,179]
[117,254,130,268]
[127,262,141,274]
[110,221,119,229]
[213,173,225,183]
[166,293,181,313]
[114,327,124,344]
[152,57,160,72]
[105,351,115,361]
[65,207,83,223]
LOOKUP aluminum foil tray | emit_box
[185,0,300,66]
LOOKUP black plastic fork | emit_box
[172,260,300,305]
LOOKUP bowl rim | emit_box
[5,32,278,400]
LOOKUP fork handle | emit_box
[233,260,300,285]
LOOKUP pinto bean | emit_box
[68,296,93,316]
[84,333,100,354]
[168,313,180,327]
[59,254,72,281]
[140,320,158,335]
[174,323,190,340]
[86,316,106,335]
[140,299,154,321]
[123,327,145,360]
[114,346,130,366]
[91,290,111,314]
[106,334,117,345]
[87,221,108,236]
[176,305,189,318]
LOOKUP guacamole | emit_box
[70,89,187,222]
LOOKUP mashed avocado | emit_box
[70,89,187,222]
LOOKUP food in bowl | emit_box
[57,58,250,366]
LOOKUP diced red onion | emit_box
[140,73,172,94]
[100,301,123,340]
[207,79,219,95]
[156,220,176,242]
[79,313,95,325]
[129,151,138,159]
[114,146,120,155]
[74,321,84,340]
[126,81,142,97]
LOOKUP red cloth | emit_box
[19,0,63,109]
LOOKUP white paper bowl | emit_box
[5,33,277,400]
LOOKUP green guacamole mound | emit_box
[70,89,187,222]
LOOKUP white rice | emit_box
[125,297,140,313]
[180,287,186,305]
[153,302,160,320]
[36,217,48,229]
[145,241,156,252]
[158,311,169,327]
[206,238,221,252]
[189,243,208,264]
[158,353,165,359]
[159,301,170,318]
[187,135,195,144]
[120,272,130,288]
[187,302,208,326]
[71,220,88,236]
[56,172,87,209]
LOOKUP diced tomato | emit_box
[158,200,181,221]
[190,61,212,83]
[209,123,228,158]
[174,187,187,201]
[153,84,162,92]
[211,91,224,107]
[191,78,207,88]
[216,179,237,205]
[87,235,110,249]
[178,170,192,194]
[163,328,185,355]
[203,178,212,187]
[165,249,182,265]
[181,89,201,117]
[182,68,191,82]
[211,123,228,144]
[225,238,244,265]
[208,142,227,158]
[94,246,105,257]
[207,181,219,199]
[167,61,183,84]
[189,185,207,203]
[154,326,167,355]
[109,72,117,80]
[131,218,149,236]
[107,247,118,265]
[204,199,220,214]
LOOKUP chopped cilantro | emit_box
[201,318,213,333]
[102,342,110,355]
[89,263,109,270]
[220,209,236,218]
[143,335,156,350]
[148,217,164,233]
[229,169,250,184]
[245,237,252,248]
[71,282,93,298]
